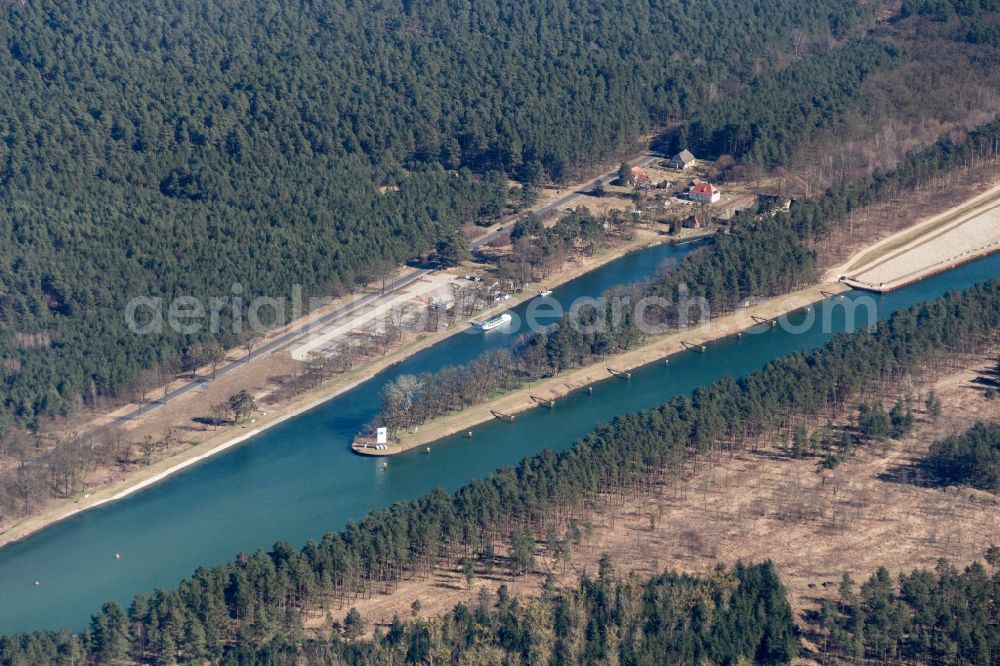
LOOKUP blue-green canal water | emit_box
[1,244,997,633]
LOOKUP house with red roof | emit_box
[688,182,720,204]
[629,166,651,185]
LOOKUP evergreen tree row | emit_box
[375,211,816,436]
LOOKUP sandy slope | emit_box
[836,182,1000,291]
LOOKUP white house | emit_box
[688,182,720,204]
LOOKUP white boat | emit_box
[479,312,512,331]
[537,289,553,297]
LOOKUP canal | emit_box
[0,245,997,633]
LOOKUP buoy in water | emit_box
[115,552,121,560]
[34,580,40,587]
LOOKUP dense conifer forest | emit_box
[680,39,903,166]
[924,420,1000,491]
[820,559,1000,664]
[0,0,876,428]
[1,270,997,662]
[901,0,999,20]
[896,1,1000,58]
[2,562,798,665]
[229,562,798,665]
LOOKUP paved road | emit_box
[111,268,431,425]
[474,153,660,247]
[110,153,662,426]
